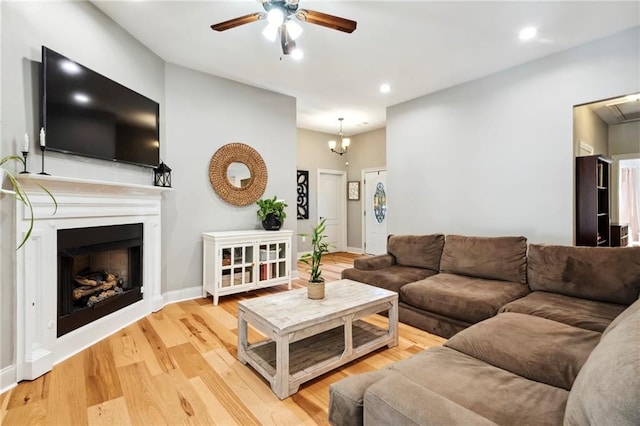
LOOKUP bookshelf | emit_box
[576,155,612,246]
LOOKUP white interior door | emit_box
[364,170,388,255]
[318,170,346,252]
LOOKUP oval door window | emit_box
[373,182,387,223]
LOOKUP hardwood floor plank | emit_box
[189,376,240,426]
[45,353,88,426]
[167,342,213,379]
[199,369,261,426]
[84,339,124,406]
[5,373,49,409]
[87,396,132,426]
[117,362,168,425]
[1,253,447,425]
[137,316,178,373]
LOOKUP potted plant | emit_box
[299,218,331,299]
[256,196,287,230]
[1,155,57,249]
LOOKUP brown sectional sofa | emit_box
[343,234,531,338]
[331,236,640,425]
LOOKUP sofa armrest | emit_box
[353,254,396,271]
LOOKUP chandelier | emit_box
[328,118,350,156]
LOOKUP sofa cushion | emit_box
[528,244,640,305]
[363,374,498,426]
[387,234,444,270]
[564,299,640,425]
[400,273,530,324]
[499,291,627,332]
[389,346,568,426]
[342,265,437,293]
[440,235,527,283]
[445,312,600,390]
[399,302,471,338]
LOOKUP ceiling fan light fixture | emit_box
[262,23,279,41]
[267,8,285,26]
[286,20,303,40]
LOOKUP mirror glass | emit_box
[227,162,251,188]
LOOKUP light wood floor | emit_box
[0,253,445,425]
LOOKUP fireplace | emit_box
[14,175,166,382]
[57,223,143,337]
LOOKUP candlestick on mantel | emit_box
[24,132,30,153]
[39,128,46,148]
[20,151,30,174]
[38,127,49,175]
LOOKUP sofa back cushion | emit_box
[440,235,527,283]
[564,300,640,425]
[528,244,640,305]
[387,234,444,271]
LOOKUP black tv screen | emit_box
[42,47,160,168]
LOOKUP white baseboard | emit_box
[164,285,203,304]
[0,365,17,394]
[347,246,363,254]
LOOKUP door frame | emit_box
[361,166,387,254]
[317,169,347,252]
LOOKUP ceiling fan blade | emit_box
[211,12,265,32]
[296,9,357,33]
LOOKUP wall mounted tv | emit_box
[42,46,160,168]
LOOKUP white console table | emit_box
[202,230,292,305]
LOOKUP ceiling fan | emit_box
[210,0,357,57]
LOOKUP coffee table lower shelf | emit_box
[242,320,390,397]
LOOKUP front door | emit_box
[318,170,346,252]
[364,170,388,255]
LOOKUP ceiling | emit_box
[589,93,640,125]
[90,1,640,136]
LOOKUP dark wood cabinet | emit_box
[576,155,612,246]
[611,224,629,247]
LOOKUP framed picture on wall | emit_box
[348,181,360,201]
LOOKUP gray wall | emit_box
[346,128,386,250]
[296,128,346,253]
[610,121,640,155]
[387,27,640,245]
[574,106,609,156]
[163,62,297,291]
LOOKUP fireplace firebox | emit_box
[57,223,143,337]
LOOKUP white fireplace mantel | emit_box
[15,175,170,381]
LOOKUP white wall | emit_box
[162,63,297,292]
[388,27,640,245]
[574,106,608,156]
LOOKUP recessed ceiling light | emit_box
[519,26,538,41]
[380,83,391,93]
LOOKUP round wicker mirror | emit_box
[209,143,267,206]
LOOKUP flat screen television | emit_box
[42,46,160,168]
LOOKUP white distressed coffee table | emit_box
[237,279,399,399]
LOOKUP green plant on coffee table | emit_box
[1,155,57,249]
[299,218,332,283]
